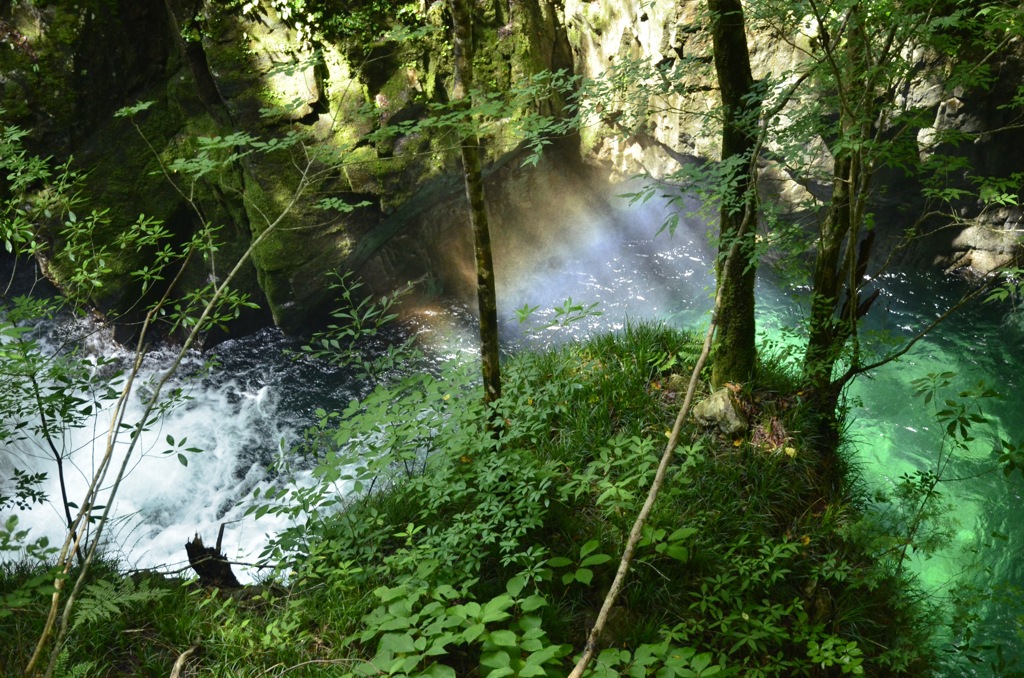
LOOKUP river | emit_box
[3,195,1022,671]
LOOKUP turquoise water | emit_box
[846,274,1024,668]
[756,270,1024,668]
[490,198,1024,669]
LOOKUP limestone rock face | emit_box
[561,0,1024,276]
[693,388,747,437]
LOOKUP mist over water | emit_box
[4,192,1022,668]
[496,197,718,346]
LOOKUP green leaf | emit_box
[581,553,613,567]
[506,575,527,598]
[525,644,565,666]
[692,652,713,673]
[379,632,416,655]
[663,545,689,562]
[114,100,155,117]
[488,629,518,647]
[379,617,413,632]
[575,568,594,585]
[520,595,547,613]
[520,637,543,652]
[480,650,512,669]
[462,623,486,643]
[667,527,698,542]
[376,585,409,602]
[480,594,514,623]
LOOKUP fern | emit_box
[52,649,98,678]
[72,577,168,630]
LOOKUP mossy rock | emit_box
[1,1,173,151]
[242,146,372,333]
[13,0,584,338]
[41,77,269,337]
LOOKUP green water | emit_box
[759,270,1024,670]
[492,203,1023,667]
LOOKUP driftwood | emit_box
[185,524,241,588]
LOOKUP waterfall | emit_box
[3,326,352,579]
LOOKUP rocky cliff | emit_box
[560,0,1024,275]
[2,0,1021,339]
[2,0,584,337]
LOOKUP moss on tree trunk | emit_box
[708,0,759,388]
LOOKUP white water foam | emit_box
[3,322,314,583]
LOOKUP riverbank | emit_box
[1,324,952,676]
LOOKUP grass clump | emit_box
[1,323,944,676]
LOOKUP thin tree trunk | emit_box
[802,2,874,412]
[803,155,853,396]
[450,0,501,403]
[800,3,881,453]
[708,0,759,387]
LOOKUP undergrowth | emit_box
[2,323,946,676]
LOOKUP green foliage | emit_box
[50,652,98,678]
[0,294,124,523]
[13,0,1012,661]
[0,325,949,675]
[355,570,567,677]
[0,517,59,621]
[1,118,82,262]
[547,539,614,587]
[590,644,725,677]
[161,130,302,179]
[229,324,940,676]
[295,271,416,381]
[514,297,603,334]
[0,105,313,676]
[0,469,47,511]
[72,576,169,631]
[985,267,1024,305]
[366,68,577,164]
[214,0,423,45]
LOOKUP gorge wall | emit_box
[2,0,1021,339]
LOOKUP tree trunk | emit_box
[450,0,502,404]
[708,0,759,388]
[800,3,882,451]
[803,155,853,395]
[801,3,877,409]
